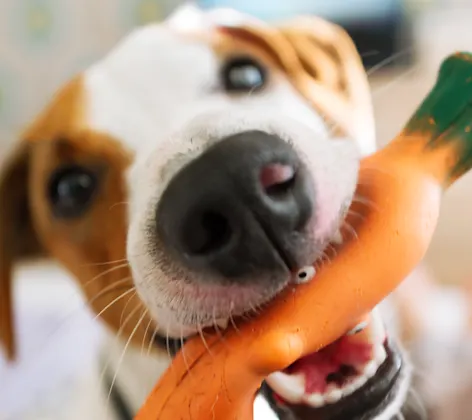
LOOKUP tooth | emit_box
[305,393,324,407]
[350,375,367,390]
[215,319,229,330]
[364,361,378,378]
[324,386,343,404]
[266,372,305,404]
[342,383,358,397]
[374,344,387,365]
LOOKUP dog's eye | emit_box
[48,165,98,219]
[221,57,267,92]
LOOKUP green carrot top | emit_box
[405,52,472,179]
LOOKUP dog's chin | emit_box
[146,237,332,340]
[152,275,292,339]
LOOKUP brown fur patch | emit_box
[213,17,374,145]
[0,77,157,360]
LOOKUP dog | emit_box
[0,5,413,419]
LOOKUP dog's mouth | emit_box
[155,308,404,419]
[262,313,404,420]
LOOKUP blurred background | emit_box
[1,0,472,418]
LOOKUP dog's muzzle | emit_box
[155,130,315,283]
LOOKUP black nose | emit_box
[155,131,314,281]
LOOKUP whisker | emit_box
[141,316,154,356]
[367,48,413,77]
[81,263,130,290]
[146,325,159,358]
[313,254,326,272]
[166,324,173,361]
[99,303,144,395]
[325,242,338,259]
[180,334,187,358]
[92,286,136,322]
[325,120,339,137]
[105,308,148,415]
[245,85,259,98]
[229,301,241,335]
[179,325,192,378]
[40,272,133,351]
[341,220,359,241]
[409,366,429,382]
[109,201,129,211]
[26,278,134,361]
[319,249,332,265]
[212,305,225,342]
[82,258,128,268]
[197,322,213,356]
[407,387,428,420]
[211,393,220,420]
[229,314,240,334]
[372,65,418,98]
[395,412,405,420]
[119,290,138,326]
[248,301,261,317]
[351,194,379,212]
[346,208,366,221]
[361,50,379,58]
[87,277,134,305]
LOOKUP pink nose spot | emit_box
[260,163,295,191]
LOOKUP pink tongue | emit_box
[285,336,373,394]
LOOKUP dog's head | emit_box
[0,5,409,419]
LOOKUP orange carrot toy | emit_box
[136,53,472,420]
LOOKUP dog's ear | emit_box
[0,142,44,361]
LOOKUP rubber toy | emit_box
[136,52,472,420]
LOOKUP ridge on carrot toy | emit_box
[136,52,472,420]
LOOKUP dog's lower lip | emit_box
[262,341,403,420]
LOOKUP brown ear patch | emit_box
[0,143,44,360]
[0,77,83,361]
[25,129,158,355]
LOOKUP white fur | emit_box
[126,111,358,336]
[83,13,360,337]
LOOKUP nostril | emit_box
[260,163,296,197]
[182,210,233,255]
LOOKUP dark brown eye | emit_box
[221,56,267,93]
[47,165,98,219]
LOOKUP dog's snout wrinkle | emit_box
[155,130,315,282]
